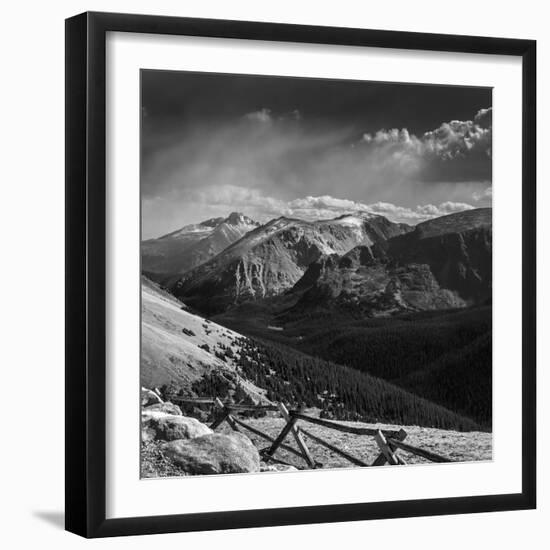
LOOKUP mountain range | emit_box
[170,212,412,314]
[142,208,491,318]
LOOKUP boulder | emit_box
[144,402,182,416]
[142,412,212,441]
[141,387,163,407]
[160,432,260,475]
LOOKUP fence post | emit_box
[264,416,299,460]
[212,397,240,432]
[374,429,399,465]
[278,403,316,468]
[372,428,407,466]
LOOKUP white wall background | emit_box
[0,1,547,548]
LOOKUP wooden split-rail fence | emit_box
[169,396,454,468]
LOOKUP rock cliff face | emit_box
[292,208,492,315]
[171,213,412,314]
[142,212,259,276]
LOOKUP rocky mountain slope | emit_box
[171,213,412,314]
[386,207,492,304]
[292,208,492,315]
[142,212,259,277]
[141,276,266,401]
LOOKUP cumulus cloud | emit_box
[423,120,491,160]
[362,107,492,162]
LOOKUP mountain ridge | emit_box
[171,212,413,314]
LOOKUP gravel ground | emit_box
[217,415,492,470]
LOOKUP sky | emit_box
[141,70,492,239]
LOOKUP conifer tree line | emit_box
[234,337,482,432]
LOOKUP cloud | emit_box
[363,128,418,146]
[472,186,492,201]
[423,120,491,160]
[362,108,492,162]
[194,187,477,225]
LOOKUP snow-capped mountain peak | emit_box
[142,213,259,276]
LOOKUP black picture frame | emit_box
[65,11,536,538]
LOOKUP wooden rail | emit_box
[289,412,402,439]
[227,404,280,412]
[170,397,216,405]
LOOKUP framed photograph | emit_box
[65,11,536,538]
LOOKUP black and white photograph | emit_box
[140,70,493,477]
